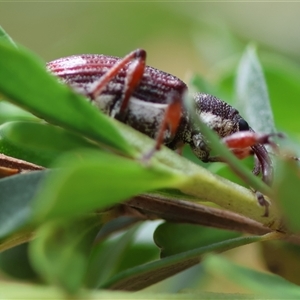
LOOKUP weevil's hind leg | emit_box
[142,92,183,162]
[90,49,146,119]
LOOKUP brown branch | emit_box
[125,194,300,245]
[125,194,271,235]
[0,154,44,178]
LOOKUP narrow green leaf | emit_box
[0,121,99,166]
[263,54,300,133]
[273,158,300,232]
[0,243,37,280]
[0,229,35,253]
[0,26,16,48]
[0,170,47,238]
[31,150,184,222]
[154,223,240,258]
[203,255,300,298]
[235,45,276,134]
[29,216,101,294]
[0,102,37,124]
[101,235,263,291]
[85,225,140,288]
[0,42,134,156]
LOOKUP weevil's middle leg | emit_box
[142,92,183,161]
[90,49,146,120]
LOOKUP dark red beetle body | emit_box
[47,52,186,144]
[47,49,277,216]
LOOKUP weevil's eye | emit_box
[238,119,249,131]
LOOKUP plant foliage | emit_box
[0,26,300,299]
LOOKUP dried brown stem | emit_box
[125,194,271,235]
[0,154,44,178]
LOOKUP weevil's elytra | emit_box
[47,48,278,217]
[47,53,187,141]
[47,54,187,104]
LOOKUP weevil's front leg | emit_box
[209,131,283,217]
[222,131,282,152]
[90,49,146,120]
[222,131,283,184]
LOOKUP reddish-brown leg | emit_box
[143,92,183,161]
[222,131,282,152]
[91,49,146,119]
[90,48,183,161]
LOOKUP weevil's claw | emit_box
[255,191,270,217]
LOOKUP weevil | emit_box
[47,49,278,216]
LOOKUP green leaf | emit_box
[0,121,99,166]
[202,255,300,298]
[30,150,184,222]
[273,158,300,232]
[0,26,16,48]
[154,223,240,257]
[29,216,101,294]
[235,45,276,134]
[263,55,300,133]
[0,41,134,156]
[0,170,47,239]
[0,243,37,280]
[100,235,263,291]
[85,224,141,288]
[0,102,37,124]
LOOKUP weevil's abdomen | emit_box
[46,54,187,105]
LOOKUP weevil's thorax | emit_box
[195,93,244,137]
[177,93,250,162]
